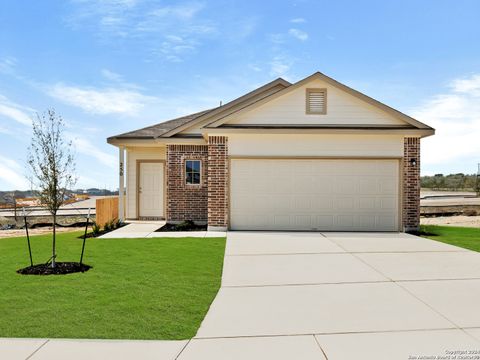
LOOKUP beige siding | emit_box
[228,134,404,157]
[227,78,407,126]
[126,147,166,219]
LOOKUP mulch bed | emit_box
[17,262,92,275]
[156,223,207,232]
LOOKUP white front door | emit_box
[139,162,164,218]
[230,159,399,231]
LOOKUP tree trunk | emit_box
[52,212,56,268]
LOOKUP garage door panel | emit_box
[230,159,399,231]
[311,196,334,210]
[358,177,380,194]
[358,197,376,210]
[357,215,377,229]
[334,176,356,194]
[379,178,397,193]
[316,215,335,228]
[312,177,335,193]
[380,197,397,210]
[336,197,355,210]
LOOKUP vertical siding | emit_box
[126,147,166,219]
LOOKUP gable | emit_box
[223,78,408,127]
[172,80,290,137]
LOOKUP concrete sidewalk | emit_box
[0,338,188,360]
[98,221,226,239]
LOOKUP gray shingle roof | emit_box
[108,108,216,139]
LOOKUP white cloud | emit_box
[0,155,29,189]
[67,0,214,61]
[70,136,116,169]
[145,2,204,22]
[269,56,292,78]
[288,28,308,41]
[411,74,480,172]
[248,64,262,72]
[101,69,123,82]
[450,74,480,94]
[0,95,34,126]
[268,33,285,45]
[0,56,17,74]
[0,125,12,135]
[155,34,198,62]
[290,18,306,23]
[47,83,154,115]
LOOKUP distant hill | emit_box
[421,173,479,192]
[0,188,118,205]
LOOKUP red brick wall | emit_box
[403,137,420,231]
[208,136,228,229]
[166,144,208,223]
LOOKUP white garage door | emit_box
[230,159,399,231]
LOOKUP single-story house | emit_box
[107,72,434,232]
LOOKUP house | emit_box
[107,72,434,232]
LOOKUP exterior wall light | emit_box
[410,158,417,166]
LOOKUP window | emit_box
[306,88,327,114]
[185,160,201,185]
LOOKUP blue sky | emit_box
[0,0,479,190]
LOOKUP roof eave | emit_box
[107,137,207,147]
[201,127,435,137]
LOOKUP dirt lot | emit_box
[0,227,85,239]
[421,215,480,228]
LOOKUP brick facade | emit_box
[403,137,421,232]
[166,144,208,223]
[207,136,229,230]
[165,137,417,232]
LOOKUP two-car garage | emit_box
[229,158,400,231]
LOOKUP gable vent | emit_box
[306,88,327,114]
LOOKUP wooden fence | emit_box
[95,197,118,226]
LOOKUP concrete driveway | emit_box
[187,231,480,360]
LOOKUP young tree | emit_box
[27,110,76,268]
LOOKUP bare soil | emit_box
[0,227,85,239]
[421,215,480,228]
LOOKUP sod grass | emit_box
[0,231,225,339]
[420,224,480,252]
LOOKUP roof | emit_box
[107,108,215,140]
[107,71,434,144]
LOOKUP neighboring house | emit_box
[107,72,434,232]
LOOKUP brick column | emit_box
[403,137,420,232]
[166,145,208,223]
[208,136,228,231]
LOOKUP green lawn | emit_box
[0,231,226,340]
[420,225,480,252]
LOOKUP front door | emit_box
[139,162,164,218]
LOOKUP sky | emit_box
[0,0,479,191]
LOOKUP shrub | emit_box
[103,221,111,232]
[91,222,101,237]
